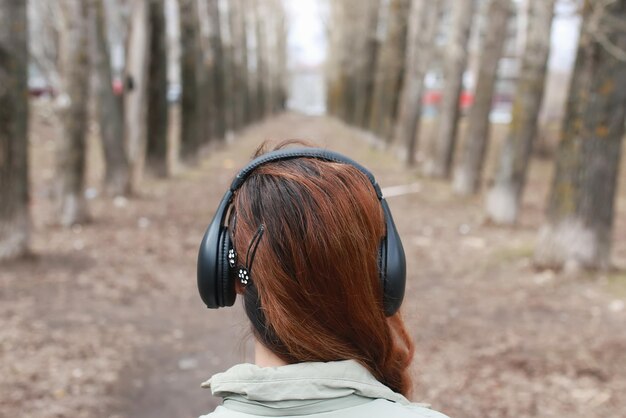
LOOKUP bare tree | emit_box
[207,0,227,138]
[369,0,411,140]
[56,0,90,226]
[394,0,443,166]
[0,0,30,260]
[254,0,268,119]
[220,0,236,133]
[332,0,365,122]
[423,0,476,178]
[352,0,382,128]
[28,2,61,94]
[228,0,246,130]
[535,0,626,271]
[124,0,151,191]
[258,0,282,118]
[485,0,555,224]
[244,0,260,122]
[197,0,214,144]
[272,0,288,113]
[146,0,169,176]
[234,0,251,124]
[325,0,344,118]
[453,0,512,194]
[89,0,131,195]
[179,0,202,157]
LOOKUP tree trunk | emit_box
[352,0,382,128]
[236,0,252,124]
[207,0,227,138]
[244,0,259,122]
[273,0,288,113]
[146,0,169,176]
[453,0,512,194]
[179,0,202,158]
[224,1,239,130]
[0,0,30,260]
[368,0,411,140]
[394,0,442,166]
[485,0,555,223]
[334,0,362,122]
[254,0,268,119]
[228,0,245,130]
[423,0,476,178]
[56,0,90,226]
[325,0,344,118]
[195,2,210,145]
[124,0,151,192]
[260,1,276,118]
[89,0,131,196]
[534,0,626,271]
[220,0,236,133]
[516,0,530,56]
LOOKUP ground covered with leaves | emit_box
[1,108,625,418]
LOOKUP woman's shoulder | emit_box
[199,406,244,418]
[404,403,451,418]
[366,399,451,418]
[200,400,451,418]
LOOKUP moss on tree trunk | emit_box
[534,0,626,271]
[0,0,30,260]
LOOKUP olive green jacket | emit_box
[199,360,450,418]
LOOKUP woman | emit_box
[196,141,449,418]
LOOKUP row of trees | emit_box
[0,0,287,261]
[327,0,626,270]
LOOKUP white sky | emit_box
[550,1,581,71]
[284,0,327,68]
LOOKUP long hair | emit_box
[231,140,415,396]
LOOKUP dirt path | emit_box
[1,113,625,418]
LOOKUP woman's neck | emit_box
[254,339,288,367]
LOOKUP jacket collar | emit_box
[202,360,410,405]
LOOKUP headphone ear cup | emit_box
[219,230,236,307]
[197,191,234,309]
[197,223,219,308]
[380,199,406,317]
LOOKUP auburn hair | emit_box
[231,140,415,396]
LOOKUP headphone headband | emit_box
[230,148,383,199]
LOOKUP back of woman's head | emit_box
[230,140,415,396]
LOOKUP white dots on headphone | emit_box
[238,268,250,286]
[228,248,237,268]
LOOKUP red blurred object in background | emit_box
[112,78,124,96]
[423,90,474,111]
[459,91,473,109]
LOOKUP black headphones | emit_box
[197,148,406,316]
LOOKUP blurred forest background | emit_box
[1,0,626,417]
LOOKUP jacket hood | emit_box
[202,359,411,405]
